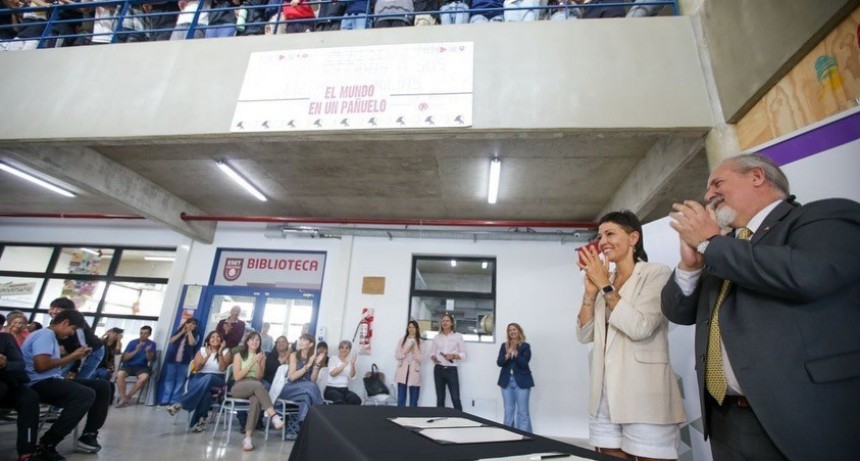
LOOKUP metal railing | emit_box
[0,0,679,50]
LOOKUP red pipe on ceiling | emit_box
[179,213,598,228]
[0,212,597,229]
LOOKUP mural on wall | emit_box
[61,250,101,309]
[737,7,860,149]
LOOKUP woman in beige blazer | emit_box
[394,320,424,407]
[576,211,686,461]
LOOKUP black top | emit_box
[0,332,29,388]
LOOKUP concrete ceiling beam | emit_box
[2,147,216,243]
[597,136,706,222]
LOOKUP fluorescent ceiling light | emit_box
[487,158,501,204]
[0,163,75,198]
[80,247,100,256]
[217,161,267,202]
[482,261,488,269]
[144,256,175,262]
[450,259,457,267]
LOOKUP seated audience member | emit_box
[340,0,370,30]
[324,340,360,405]
[171,0,209,40]
[0,0,20,49]
[627,0,663,17]
[314,0,346,31]
[278,333,324,423]
[84,1,118,45]
[439,0,468,25]
[4,311,29,346]
[95,327,123,403]
[502,0,537,22]
[205,0,237,38]
[413,0,438,26]
[160,318,199,406]
[168,330,232,432]
[1,331,42,461]
[281,0,315,33]
[230,331,284,451]
[49,297,105,380]
[22,309,110,458]
[143,1,180,41]
[239,0,276,36]
[114,325,156,408]
[579,0,624,18]
[470,0,502,23]
[115,3,148,43]
[263,335,292,386]
[547,0,581,21]
[373,0,414,28]
[12,0,52,50]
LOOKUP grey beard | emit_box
[715,205,737,229]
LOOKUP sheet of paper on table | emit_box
[418,426,530,444]
[388,417,486,429]
[473,452,592,461]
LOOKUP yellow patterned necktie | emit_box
[706,227,752,404]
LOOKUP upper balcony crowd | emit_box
[0,0,674,51]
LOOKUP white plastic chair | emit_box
[210,366,252,444]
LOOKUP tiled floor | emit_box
[0,403,295,461]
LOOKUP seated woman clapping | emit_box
[278,333,325,424]
[230,331,284,452]
[323,340,361,405]
[262,335,292,387]
[167,330,231,432]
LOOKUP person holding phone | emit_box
[576,211,685,461]
[216,305,246,350]
[115,325,157,408]
[395,320,424,407]
[159,318,199,406]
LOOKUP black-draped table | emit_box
[287,405,614,461]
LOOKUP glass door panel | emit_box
[204,294,255,337]
[261,297,314,344]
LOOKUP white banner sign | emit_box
[231,42,474,132]
[213,250,326,289]
[0,281,36,297]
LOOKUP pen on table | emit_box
[529,454,570,460]
[426,417,448,423]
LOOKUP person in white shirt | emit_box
[429,312,465,410]
[323,340,360,405]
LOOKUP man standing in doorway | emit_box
[662,153,860,461]
[216,306,246,350]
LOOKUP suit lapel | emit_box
[751,200,793,244]
[606,263,642,350]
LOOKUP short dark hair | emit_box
[51,309,88,329]
[140,326,153,334]
[49,297,76,310]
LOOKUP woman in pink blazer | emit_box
[394,320,424,406]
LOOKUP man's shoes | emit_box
[34,443,65,461]
[115,397,130,408]
[167,403,182,416]
[242,436,254,452]
[76,432,102,453]
[191,419,207,433]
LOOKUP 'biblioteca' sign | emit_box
[211,249,326,290]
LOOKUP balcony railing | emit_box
[0,0,678,50]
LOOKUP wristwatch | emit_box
[601,285,614,295]
[696,237,712,255]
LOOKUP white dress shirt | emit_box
[430,331,466,366]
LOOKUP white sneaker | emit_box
[271,414,285,430]
[242,436,254,451]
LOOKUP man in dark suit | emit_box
[661,153,860,461]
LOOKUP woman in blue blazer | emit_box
[496,323,535,432]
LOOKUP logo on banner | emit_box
[223,258,244,281]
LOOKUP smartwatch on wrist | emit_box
[601,285,614,295]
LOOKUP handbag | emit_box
[363,363,389,397]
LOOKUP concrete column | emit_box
[705,124,741,170]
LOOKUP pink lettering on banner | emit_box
[246,258,319,272]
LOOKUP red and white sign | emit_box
[231,43,474,132]
[213,250,326,289]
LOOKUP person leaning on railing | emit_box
[373,0,414,28]
[281,0,315,33]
